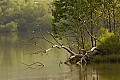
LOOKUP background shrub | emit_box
[97,28,120,55]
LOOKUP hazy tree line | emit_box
[52,0,120,55]
[0,0,52,32]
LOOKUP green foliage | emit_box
[52,0,120,50]
[0,0,52,32]
[92,55,105,62]
[5,21,17,32]
[0,21,17,32]
[92,54,120,62]
[51,0,111,50]
[52,0,103,33]
[17,1,51,31]
[97,28,120,55]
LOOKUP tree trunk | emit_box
[81,29,85,49]
[90,11,94,47]
[108,9,112,32]
[94,35,97,46]
[113,6,116,31]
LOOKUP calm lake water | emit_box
[0,32,120,80]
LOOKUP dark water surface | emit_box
[0,33,120,80]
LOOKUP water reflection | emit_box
[66,64,99,80]
[0,33,120,80]
[0,33,18,66]
[92,68,99,80]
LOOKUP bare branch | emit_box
[61,45,77,55]
[40,32,55,45]
[26,50,44,55]
[84,27,102,43]
[79,17,102,43]
[49,32,63,46]
[47,32,77,55]
[44,45,61,53]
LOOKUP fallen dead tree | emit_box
[48,32,102,64]
[18,31,101,67]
